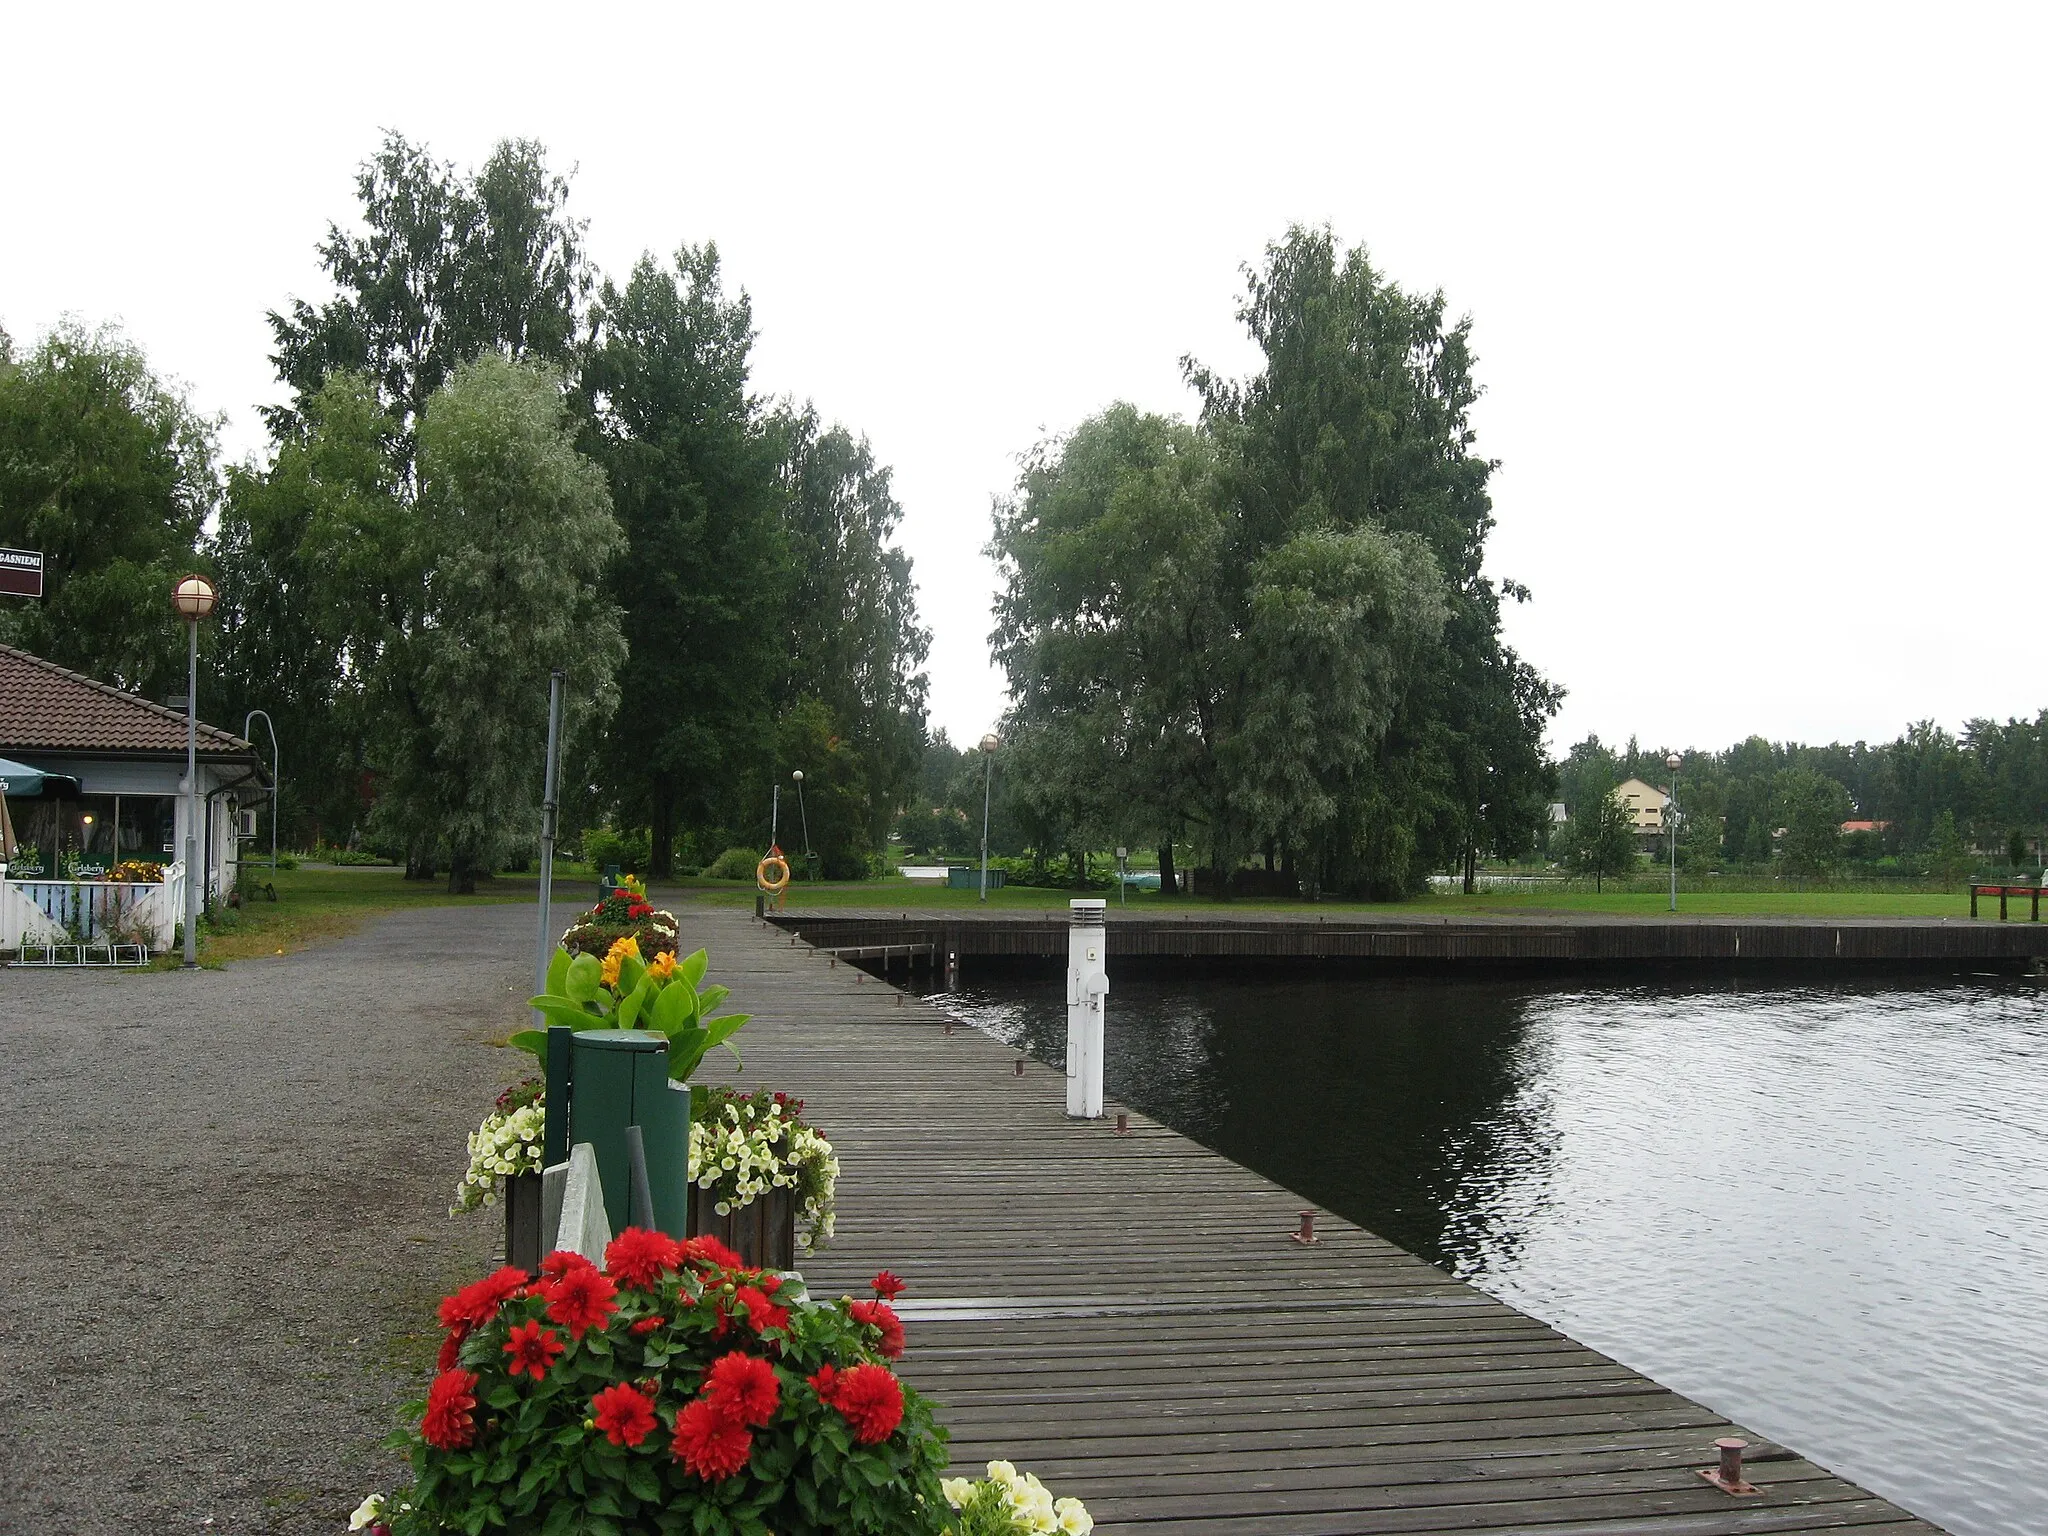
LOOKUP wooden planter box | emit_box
[688,1186,796,1271]
[506,1172,544,1273]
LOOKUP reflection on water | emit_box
[938,969,2048,1536]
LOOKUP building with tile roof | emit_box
[0,642,267,901]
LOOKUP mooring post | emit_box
[1697,1436,1760,1495]
[1066,898,1108,1118]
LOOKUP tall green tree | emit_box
[1186,226,1559,894]
[774,405,931,846]
[1775,767,1849,879]
[1561,789,1639,891]
[370,356,624,890]
[0,320,216,695]
[267,133,590,477]
[990,406,1229,883]
[1928,809,1970,886]
[578,244,788,875]
[213,372,406,843]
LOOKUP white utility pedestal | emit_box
[1066,898,1108,1118]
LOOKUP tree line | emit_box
[0,134,928,889]
[1556,721,2048,881]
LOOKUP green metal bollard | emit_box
[568,1030,692,1239]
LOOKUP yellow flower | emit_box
[646,949,676,982]
[601,934,641,988]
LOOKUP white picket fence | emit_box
[2,861,185,961]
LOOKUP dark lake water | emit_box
[934,967,2048,1536]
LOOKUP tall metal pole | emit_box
[183,618,199,968]
[244,710,279,872]
[534,669,566,1007]
[770,783,780,849]
[1666,752,1682,913]
[1669,775,1678,912]
[980,752,993,903]
[792,770,811,880]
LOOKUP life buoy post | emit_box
[757,846,792,911]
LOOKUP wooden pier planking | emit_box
[678,905,1947,1534]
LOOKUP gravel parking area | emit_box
[0,903,554,1534]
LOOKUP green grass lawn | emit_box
[664,876,1984,920]
[179,866,1997,966]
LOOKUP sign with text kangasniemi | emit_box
[0,548,44,598]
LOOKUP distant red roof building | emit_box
[1840,820,1891,835]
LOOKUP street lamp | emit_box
[1665,751,1683,912]
[173,573,218,966]
[979,733,999,904]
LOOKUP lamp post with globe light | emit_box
[979,733,999,903]
[173,574,218,966]
[1666,751,1683,912]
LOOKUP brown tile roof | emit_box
[0,643,255,758]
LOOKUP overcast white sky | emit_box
[5,4,2042,757]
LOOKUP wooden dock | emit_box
[765,907,2048,971]
[681,905,1945,1534]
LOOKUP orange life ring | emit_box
[757,852,791,905]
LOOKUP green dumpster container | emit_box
[567,1030,692,1239]
[947,866,1004,890]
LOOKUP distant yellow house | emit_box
[1614,778,1670,837]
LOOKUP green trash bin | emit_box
[567,1029,692,1240]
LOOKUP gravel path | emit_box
[0,903,554,1534]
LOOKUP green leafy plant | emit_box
[519,940,750,1087]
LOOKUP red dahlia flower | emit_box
[672,1397,753,1480]
[870,1270,906,1301]
[591,1383,659,1448]
[544,1265,619,1340]
[502,1319,566,1381]
[630,1315,666,1336]
[422,1369,479,1450]
[605,1226,683,1289]
[704,1350,781,1428]
[813,1362,903,1444]
[540,1249,596,1283]
[436,1332,464,1372]
[734,1285,789,1335]
[849,1299,906,1359]
[437,1266,528,1333]
[683,1235,743,1269]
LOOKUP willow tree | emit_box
[371,356,624,891]
[991,401,1446,890]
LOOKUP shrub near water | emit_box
[704,846,760,881]
[372,1236,948,1535]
